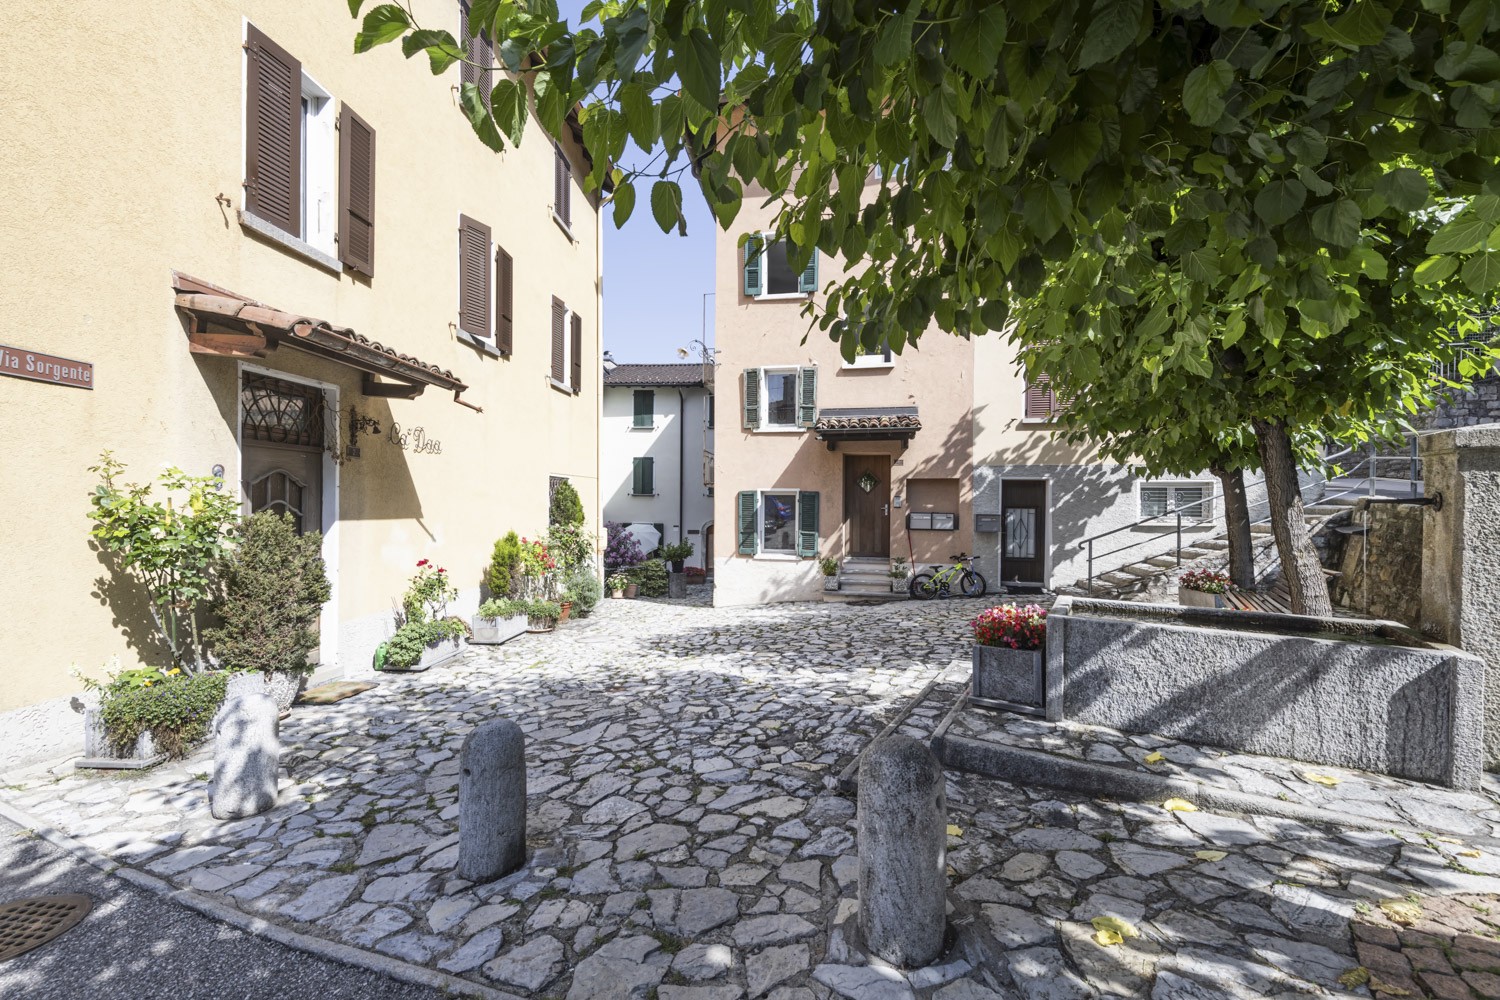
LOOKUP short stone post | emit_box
[1419,425,1500,767]
[858,735,947,968]
[667,572,688,599]
[458,719,527,883]
[210,691,279,820]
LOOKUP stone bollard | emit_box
[210,691,280,820]
[858,735,947,968]
[668,572,688,599]
[458,719,527,883]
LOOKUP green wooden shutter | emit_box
[743,235,764,297]
[798,248,819,293]
[797,366,817,427]
[743,368,761,429]
[737,491,758,554]
[797,491,820,557]
[632,457,654,495]
[633,389,654,428]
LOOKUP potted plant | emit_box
[889,556,910,593]
[1178,569,1233,609]
[78,662,229,768]
[205,510,331,713]
[662,541,694,597]
[526,598,562,632]
[625,559,668,598]
[472,597,530,645]
[604,522,644,597]
[607,573,630,598]
[375,560,468,671]
[970,603,1048,716]
[819,556,840,591]
[563,568,602,617]
[625,581,640,598]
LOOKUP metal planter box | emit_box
[971,644,1046,716]
[383,635,465,672]
[470,614,527,646]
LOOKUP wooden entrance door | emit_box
[1000,480,1047,587]
[844,455,891,557]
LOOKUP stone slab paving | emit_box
[9,596,1500,999]
[944,705,1500,841]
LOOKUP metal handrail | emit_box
[1078,437,1421,593]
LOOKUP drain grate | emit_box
[0,894,92,962]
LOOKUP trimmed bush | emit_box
[564,568,603,615]
[100,670,228,759]
[206,511,330,676]
[549,481,585,526]
[487,531,523,598]
[625,558,668,598]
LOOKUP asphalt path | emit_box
[0,817,443,1000]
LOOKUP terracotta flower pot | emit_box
[559,601,573,622]
[625,583,639,599]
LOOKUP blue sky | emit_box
[556,1,717,364]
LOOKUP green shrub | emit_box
[546,523,595,575]
[625,559,668,597]
[528,599,562,622]
[100,670,228,759]
[661,541,694,567]
[549,481,585,526]
[563,569,602,615]
[205,511,330,677]
[487,532,523,598]
[478,597,530,619]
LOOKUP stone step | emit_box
[1099,572,1144,588]
[822,590,904,604]
[839,568,891,582]
[1194,538,1230,550]
[1146,556,1180,568]
[841,557,891,568]
[839,581,898,595]
[1119,563,1167,579]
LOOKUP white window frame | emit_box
[756,489,801,558]
[751,232,813,301]
[843,342,895,370]
[757,366,802,432]
[299,74,336,258]
[1137,481,1215,522]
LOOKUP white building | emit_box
[602,363,716,570]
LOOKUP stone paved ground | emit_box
[7,597,1500,1000]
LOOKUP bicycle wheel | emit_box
[909,572,937,600]
[961,570,988,598]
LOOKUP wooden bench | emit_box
[1222,567,1339,615]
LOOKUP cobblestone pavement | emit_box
[7,597,1500,1000]
[944,708,1500,840]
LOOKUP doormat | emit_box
[296,681,378,705]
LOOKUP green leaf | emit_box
[1328,0,1394,46]
[534,71,567,138]
[1183,60,1233,127]
[650,180,683,234]
[1374,168,1429,212]
[1048,121,1103,181]
[1311,199,1362,247]
[618,82,656,153]
[1253,178,1307,225]
[875,3,921,67]
[490,78,529,147]
[402,30,463,74]
[354,4,410,53]
[1429,214,1492,254]
[612,182,636,227]
[1079,0,1143,68]
[1462,252,1500,293]
[1415,254,1460,284]
[675,27,722,112]
[1182,248,1221,283]
[952,6,1008,77]
[1021,181,1071,241]
[458,83,505,152]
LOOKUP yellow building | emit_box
[0,1,602,769]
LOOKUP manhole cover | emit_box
[0,894,92,962]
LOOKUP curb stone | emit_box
[0,797,522,1000]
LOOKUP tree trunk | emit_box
[1252,418,1332,617]
[1211,465,1255,590]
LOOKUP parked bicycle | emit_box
[909,553,988,600]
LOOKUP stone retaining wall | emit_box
[1045,597,1485,788]
[1331,499,1424,627]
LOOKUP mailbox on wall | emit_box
[975,514,1002,533]
[908,512,959,531]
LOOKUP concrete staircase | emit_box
[1064,497,1359,600]
[823,557,904,602]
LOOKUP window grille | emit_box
[241,373,326,449]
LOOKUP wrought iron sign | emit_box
[389,422,442,455]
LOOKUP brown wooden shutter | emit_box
[554,143,571,226]
[570,312,583,392]
[494,246,513,354]
[550,297,566,382]
[337,104,376,277]
[460,1,493,106]
[458,215,491,340]
[1024,372,1056,420]
[244,25,301,236]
